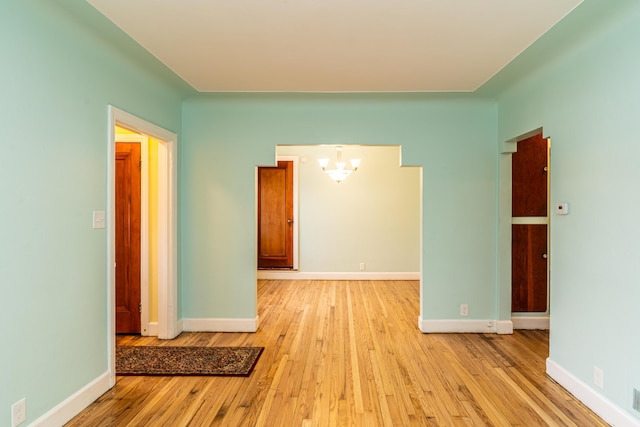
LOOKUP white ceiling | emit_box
[87,0,582,93]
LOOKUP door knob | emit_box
[542,253,548,259]
[287,219,293,224]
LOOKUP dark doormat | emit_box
[116,346,264,376]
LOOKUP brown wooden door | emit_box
[512,133,548,312]
[115,142,141,333]
[512,224,548,312]
[258,161,293,268]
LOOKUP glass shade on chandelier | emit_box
[318,146,360,183]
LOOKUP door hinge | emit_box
[139,160,142,170]
[139,303,142,313]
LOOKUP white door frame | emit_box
[107,106,179,386]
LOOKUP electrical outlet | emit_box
[593,366,604,389]
[359,262,365,271]
[12,398,26,426]
[460,304,469,316]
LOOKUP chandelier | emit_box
[318,146,361,183]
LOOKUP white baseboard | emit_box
[496,320,514,334]
[257,271,420,280]
[30,372,111,427]
[546,358,640,427]
[512,316,550,330]
[147,321,158,336]
[417,317,513,334]
[419,318,498,333]
[182,316,259,333]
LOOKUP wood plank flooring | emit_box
[66,280,608,426]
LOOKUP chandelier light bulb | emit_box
[318,158,330,169]
[318,146,360,183]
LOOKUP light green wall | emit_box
[276,145,420,272]
[0,2,188,425]
[9,0,640,423]
[181,94,498,320]
[494,0,640,419]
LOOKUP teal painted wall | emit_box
[0,2,187,425]
[10,0,640,423]
[495,0,640,420]
[181,94,498,320]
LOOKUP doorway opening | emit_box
[107,106,179,385]
[256,144,422,316]
[506,130,551,330]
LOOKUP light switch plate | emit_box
[93,210,106,229]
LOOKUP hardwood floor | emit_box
[67,280,608,426]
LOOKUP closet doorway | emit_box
[511,133,549,313]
